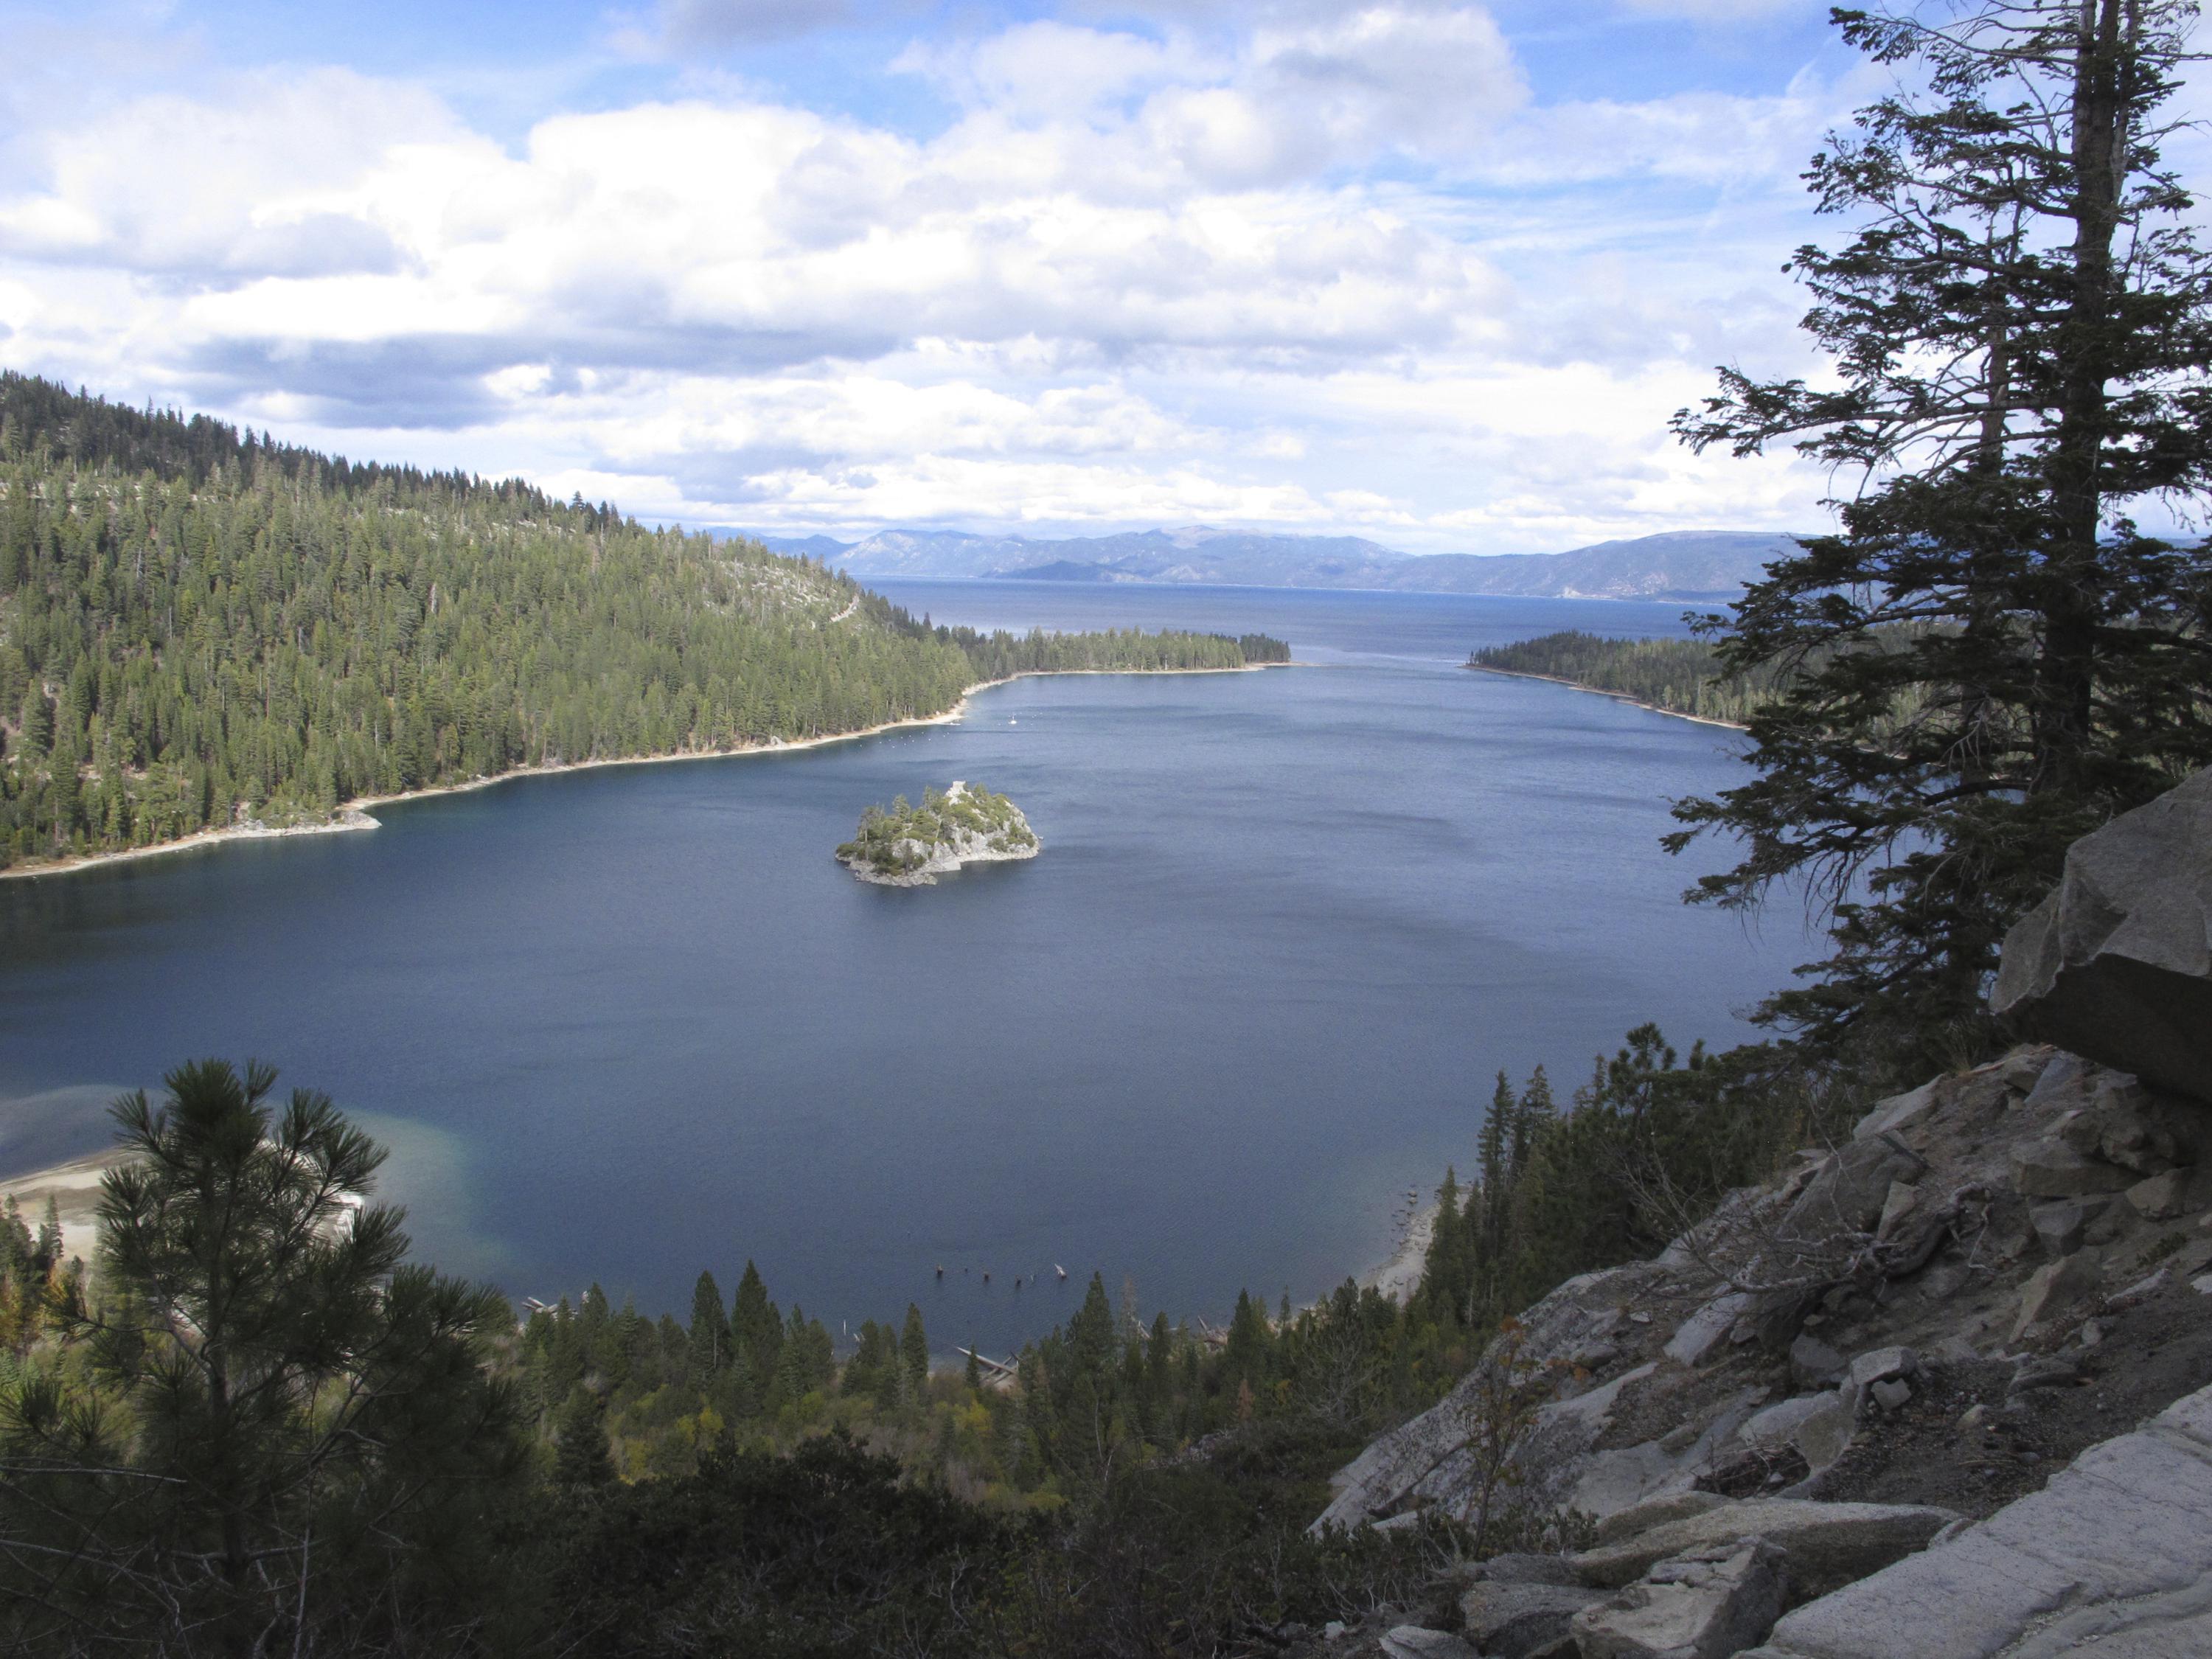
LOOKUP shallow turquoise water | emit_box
[0,583,1790,1351]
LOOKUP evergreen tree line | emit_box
[0,375,1285,871]
[1405,1025,1838,1349]
[512,1251,1420,1510]
[1467,628,1945,734]
[925,620,1267,678]
[0,1194,66,1354]
[1468,631,1800,726]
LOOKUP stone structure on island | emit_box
[1307,765,2212,1659]
[835,782,1039,887]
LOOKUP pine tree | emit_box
[32,1197,60,1275]
[553,1385,613,1489]
[608,1298,644,1395]
[18,1061,522,1648]
[577,1283,611,1377]
[900,1304,930,1398]
[729,1259,781,1404]
[1069,1273,1115,1384]
[1478,1071,1514,1264]
[1223,1290,1273,1397]
[1509,1065,1553,1184]
[687,1269,727,1377]
[15,686,49,762]
[1669,0,2212,1062]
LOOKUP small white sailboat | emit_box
[1054,1264,1068,1281]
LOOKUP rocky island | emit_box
[835,782,1040,886]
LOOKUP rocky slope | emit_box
[1305,767,2212,1659]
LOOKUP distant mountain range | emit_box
[739,526,1804,601]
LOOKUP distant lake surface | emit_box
[0,582,1789,1353]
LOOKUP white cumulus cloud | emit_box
[0,2,1860,551]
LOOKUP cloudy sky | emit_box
[1,1,1938,552]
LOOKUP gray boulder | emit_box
[2010,1250,2101,1342]
[2070,1076,2191,1173]
[1853,1081,1941,1141]
[1593,1491,1732,1547]
[1750,1380,2212,1659]
[2009,1136,2138,1199]
[1665,1292,1754,1367]
[2126,1168,2197,1220]
[1791,1397,1854,1476]
[1379,1627,1476,1659]
[1571,1540,1786,1659]
[1838,1347,1916,1416]
[1780,1136,1926,1239]
[1468,1552,1588,1587]
[1458,1581,1605,1658]
[1992,767,2212,1103]
[1568,1499,1958,1598]
[1788,1335,1846,1388]
[2029,1197,2106,1256]
[1725,1389,1852,1481]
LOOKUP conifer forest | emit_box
[0,375,1280,872]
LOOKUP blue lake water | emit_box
[0,582,1790,1354]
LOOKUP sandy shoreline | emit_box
[1466,663,1749,732]
[0,1147,128,1263]
[1,661,1295,883]
[1358,1198,1439,1306]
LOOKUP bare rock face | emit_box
[1571,1540,1786,1659]
[1313,1032,2212,1659]
[1594,1491,1733,1548]
[1566,1499,1958,1599]
[1377,1627,1477,1659]
[1747,1381,2212,1659]
[1992,767,2212,1102]
[1458,1580,1605,1658]
[1317,1051,2166,1541]
[2011,1251,2103,1342]
[2008,1136,2139,1199]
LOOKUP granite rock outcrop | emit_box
[1298,767,2212,1659]
[1993,765,2212,1102]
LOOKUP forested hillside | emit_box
[1467,631,1791,726]
[0,376,1282,872]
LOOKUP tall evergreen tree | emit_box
[730,1260,782,1404]
[688,1270,728,1377]
[900,1304,931,1397]
[1222,1290,1273,1394]
[1670,0,2212,1062]
[1069,1273,1116,1384]
[554,1386,613,1489]
[32,1198,60,1275]
[1478,1071,1513,1259]
[1509,1065,1553,1183]
[2,1062,521,1653]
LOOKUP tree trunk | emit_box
[2036,0,2127,796]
